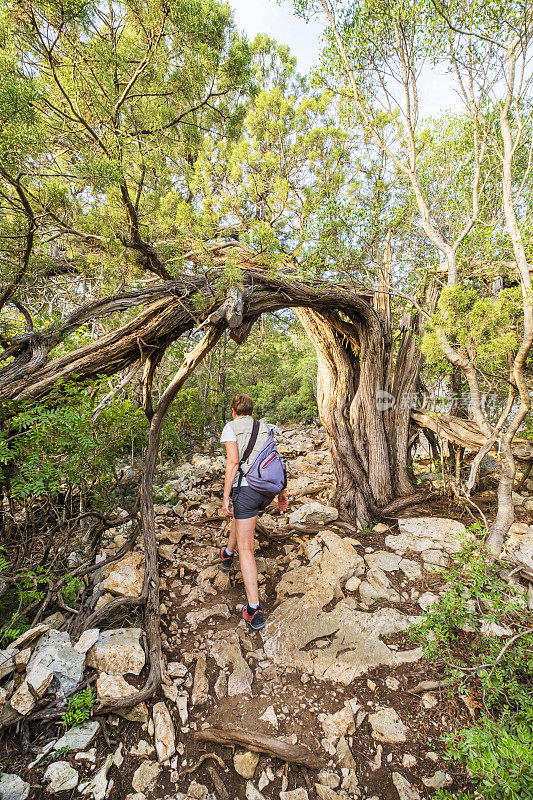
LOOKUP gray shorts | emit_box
[230,486,275,519]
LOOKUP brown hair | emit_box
[230,394,254,416]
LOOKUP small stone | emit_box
[280,790,309,800]
[234,750,260,779]
[369,707,407,743]
[131,761,162,794]
[317,771,340,789]
[176,694,188,725]
[386,677,400,691]
[73,628,100,654]
[421,692,438,709]
[130,740,155,757]
[153,701,176,762]
[166,661,187,678]
[392,772,420,800]
[422,771,452,789]
[259,705,278,728]
[10,663,53,715]
[14,650,31,672]
[345,576,361,592]
[53,720,99,753]
[426,752,438,762]
[289,501,338,525]
[245,782,267,800]
[373,523,389,533]
[44,761,78,793]
[417,592,439,611]
[402,754,417,768]
[367,679,377,692]
[0,774,30,800]
[191,654,209,705]
[10,624,49,650]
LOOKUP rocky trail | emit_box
[1,425,533,800]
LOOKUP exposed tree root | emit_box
[191,727,324,770]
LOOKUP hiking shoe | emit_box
[220,547,234,571]
[242,605,265,630]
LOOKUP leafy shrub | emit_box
[61,688,96,728]
[411,528,533,800]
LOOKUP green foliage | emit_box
[61,688,96,728]
[422,286,522,369]
[0,379,147,502]
[0,565,51,645]
[411,529,533,800]
[442,713,533,800]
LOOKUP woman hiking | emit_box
[220,394,288,630]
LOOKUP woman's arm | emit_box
[278,488,288,513]
[222,441,240,517]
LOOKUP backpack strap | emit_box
[235,418,260,492]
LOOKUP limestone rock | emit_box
[398,559,423,580]
[0,774,30,800]
[53,720,99,753]
[258,705,278,728]
[276,531,365,605]
[245,782,267,800]
[289,502,338,525]
[96,673,148,723]
[74,628,100,654]
[387,517,468,556]
[131,761,162,794]
[78,743,122,800]
[321,704,354,744]
[422,771,452,789]
[234,750,260,779]
[392,772,420,800]
[10,663,53,715]
[263,594,421,683]
[280,791,309,800]
[403,754,417,768]
[364,551,402,572]
[359,568,400,604]
[315,787,342,800]
[505,530,533,570]
[335,736,357,772]
[480,620,513,637]
[44,761,79,793]
[101,552,144,597]
[317,772,340,789]
[153,701,176,762]
[208,631,253,696]
[86,628,145,675]
[345,576,361,592]
[191,654,209,705]
[130,740,155,757]
[417,592,439,612]
[166,661,188,678]
[369,707,407,743]
[27,631,85,695]
[10,623,49,650]
[185,604,230,631]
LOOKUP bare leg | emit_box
[235,515,259,605]
[227,518,237,553]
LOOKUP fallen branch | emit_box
[407,679,450,694]
[191,727,323,770]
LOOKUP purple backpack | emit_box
[236,419,287,496]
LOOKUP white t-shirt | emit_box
[220,422,248,487]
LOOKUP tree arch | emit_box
[1,242,428,716]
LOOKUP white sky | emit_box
[229,0,462,117]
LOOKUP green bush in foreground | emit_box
[411,528,533,800]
